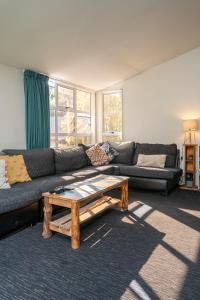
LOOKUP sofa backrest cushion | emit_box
[78,144,95,165]
[54,147,88,173]
[109,141,135,164]
[2,148,55,178]
[133,143,177,168]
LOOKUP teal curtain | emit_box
[24,70,50,149]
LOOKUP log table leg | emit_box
[42,196,53,239]
[119,181,129,211]
[71,201,80,249]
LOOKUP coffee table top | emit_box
[50,175,129,202]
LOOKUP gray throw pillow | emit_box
[101,142,119,162]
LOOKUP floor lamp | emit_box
[182,119,198,144]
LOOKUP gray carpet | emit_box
[0,188,199,300]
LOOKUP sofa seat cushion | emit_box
[0,186,41,214]
[28,166,113,192]
[3,148,55,178]
[109,163,124,175]
[16,174,76,194]
[64,165,114,180]
[119,165,182,180]
[94,165,114,175]
[65,167,99,180]
[0,165,115,215]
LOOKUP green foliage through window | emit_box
[103,91,122,142]
[49,80,91,148]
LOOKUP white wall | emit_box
[97,47,200,149]
[0,63,25,150]
[1,47,200,151]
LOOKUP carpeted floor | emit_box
[0,188,199,300]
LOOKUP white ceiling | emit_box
[0,0,200,90]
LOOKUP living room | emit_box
[0,1,199,300]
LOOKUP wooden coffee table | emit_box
[42,175,129,249]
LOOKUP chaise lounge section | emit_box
[111,142,182,194]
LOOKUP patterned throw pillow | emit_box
[86,144,109,167]
[0,155,31,185]
[101,142,119,162]
[0,160,10,189]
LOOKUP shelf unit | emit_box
[183,144,198,190]
[198,145,200,190]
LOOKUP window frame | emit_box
[102,90,123,142]
[49,80,92,148]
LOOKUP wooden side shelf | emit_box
[184,144,197,188]
[180,185,198,191]
[49,196,120,237]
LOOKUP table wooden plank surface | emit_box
[49,175,129,201]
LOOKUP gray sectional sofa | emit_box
[0,142,182,237]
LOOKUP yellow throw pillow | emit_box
[0,155,31,185]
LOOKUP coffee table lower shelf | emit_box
[49,196,120,238]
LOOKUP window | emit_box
[49,81,91,148]
[103,91,123,142]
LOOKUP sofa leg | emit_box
[160,190,168,197]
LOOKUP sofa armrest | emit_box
[176,149,181,168]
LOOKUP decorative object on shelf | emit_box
[182,119,198,144]
[183,144,197,189]
[185,173,193,187]
[188,154,194,161]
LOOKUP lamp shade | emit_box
[182,119,198,132]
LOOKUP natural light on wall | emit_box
[103,90,123,142]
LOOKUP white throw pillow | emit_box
[0,160,10,189]
[136,154,167,168]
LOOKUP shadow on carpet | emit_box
[0,188,199,300]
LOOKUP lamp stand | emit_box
[184,130,196,144]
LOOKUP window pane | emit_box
[50,110,55,133]
[77,113,91,134]
[103,135,122,142]
[58,86,73,108]
[104,115,122,132]
[50,135,56,148]
[104,92,122,114]
[77,136,91,145]
[58,111,75,134]
[49,86,56,108]
[49,83,92,148]
[77,90,90,112]
[58,136,75,148]
[103,92,122,134]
